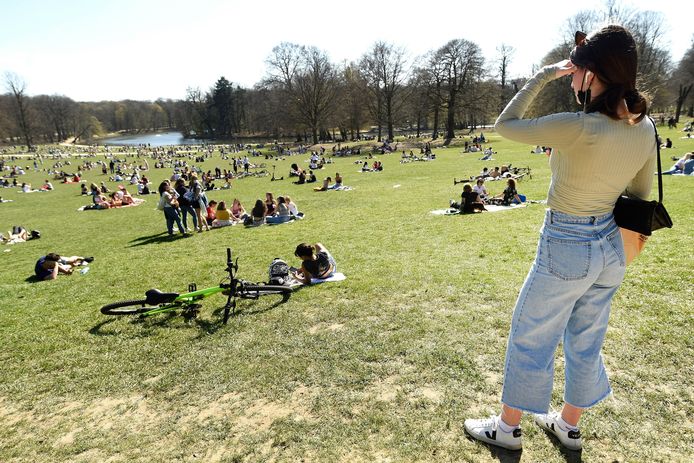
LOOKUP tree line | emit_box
[2,5,692,150]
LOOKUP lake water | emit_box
[101,132,203,146]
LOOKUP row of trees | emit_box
[2,4,692,149]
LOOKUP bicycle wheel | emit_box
[100,299,150,315]
[239,284,292,298]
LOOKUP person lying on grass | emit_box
[34,253,93,280]
[292,243,337,284]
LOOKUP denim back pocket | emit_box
[547,237,591,280]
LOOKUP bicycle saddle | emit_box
[145,289,179,305]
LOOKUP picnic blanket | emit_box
[311,272,346,284]
[77,198,145,211]
[289,272,347,288]
[431,203,527,215]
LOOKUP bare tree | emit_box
[359,42,410,141]
[420,51,447,139]
[496,44,515,111]
[435,39,484,140]
[671,40,694,121]
[4,72,33,149]
[336,63,369,140]
[265,43,339,144]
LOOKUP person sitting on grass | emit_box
[451,184,487,213]
[290,163,303,177]
[285,195,301,217]
[211,201,234,228]
[314,176,331,191]
[205,200,217,226]
[41,179,54,191]
[329,172,343,189]
[306,170,317,183]
[266,196,293,224]
[265,192,277,216]
[662,152,692,175]
[108,191,123,207]
[472,178,489,202]
[292,242,337,284]
[492,178,523,205]
[250,199,266,226]
[294,169,306,184]
[230,198,247,223]
[81,183,89,195]
[34,253,93,281]
[118,185,134,205]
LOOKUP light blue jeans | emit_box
[501,210,626,413]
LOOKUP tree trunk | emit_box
[432,105,439,139]
[675,84,692,122]
[445,87,457,140]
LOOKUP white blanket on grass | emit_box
[430,203,527,215]
[311,272,346,284]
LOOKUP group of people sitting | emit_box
[86,183,136,209]
[449,178,523,213]
[663,152,694,175]
[361,161,383,171]
[400,151,435,163]
[290,164,318,184]
[203,198,251,228]
[313,172,347,191]
[245,192,302,226]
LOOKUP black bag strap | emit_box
[648,116,664,203]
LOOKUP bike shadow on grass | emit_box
[127,232,189,247]
[89,290,295,337]
[199,290,295,336]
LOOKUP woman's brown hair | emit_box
[570,25,649,123]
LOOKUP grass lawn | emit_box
[0,125,692,462]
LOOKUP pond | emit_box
[101,132,203,147]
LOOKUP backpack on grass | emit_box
[268,258,290,285]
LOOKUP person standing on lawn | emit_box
[464,25,656,451]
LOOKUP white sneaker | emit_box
[533,411,582,450]
[464,415,522,451]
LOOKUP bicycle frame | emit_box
[138,285,228,318]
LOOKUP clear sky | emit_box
[0,0,690,102]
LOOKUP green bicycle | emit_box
[100,249,292,324]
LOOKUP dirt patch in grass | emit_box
[308,322,345,334]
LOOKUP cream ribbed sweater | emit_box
[495,65,656,216]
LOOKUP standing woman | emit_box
[158,181,186,236]
[189,173,210,232]
[175,178,198,232]
[465,25,656,451]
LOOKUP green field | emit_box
[0,126,692,462]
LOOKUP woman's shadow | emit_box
[128,232,188,247]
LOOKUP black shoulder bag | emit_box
[613,117,673,236]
